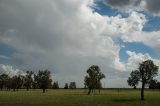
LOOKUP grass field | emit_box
[0,89,160,106]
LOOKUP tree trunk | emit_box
[99,89,101,94]
[141,82,145,100]
[134,86,136,89]
[88,88,91,95]
[43,88,45,93]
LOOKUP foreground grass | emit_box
[0,89,160,106]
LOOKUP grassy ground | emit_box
[0,89,160,106]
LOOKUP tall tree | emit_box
[32,74,39,89]
[24,71,33,91]
[84,65,105,95]
[34,70,52,93]
[139,60,158,100]
[128,60,159,100]
[127,70,140,89]
[0,74,9,90]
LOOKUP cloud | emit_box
[0,0,159,87]
[0,55,9,60]
[121,31,160,53]
[125,51,160,71]
[0,0,122,87]
[0,64,24,77]
[144,0,160,15]
[104,0,160,15]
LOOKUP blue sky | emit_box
[92,0,160,62]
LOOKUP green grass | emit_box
[0,89,160,106]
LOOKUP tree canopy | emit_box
[127,70,140,89]
[84,65,105,95]
[34,70,52,93]
[24,71,33,91]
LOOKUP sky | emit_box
[0,0,160,88]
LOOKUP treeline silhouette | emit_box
[0,70,76,93]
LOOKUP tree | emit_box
[148,79,160,89]
[157,82,160,89]
[24,71,33,91]
[127,70,140,89]
[11,75,24,91]
[84,65,105,95]
[69,82,76,89]
[52,81,59,89]
[34,70,52,93]
[32,74,39,89]
[139,60,158,100]
[129,60,159,100]
[6,77,12,90]
[0,74,9,90]
[149,79,158,89]
[64,83,68,89]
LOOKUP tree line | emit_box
[0,59,159,101]
[0,70,77,93]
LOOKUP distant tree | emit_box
[34,70,52,93]
[32,74,39,89]
[149,79,158,89]
[6,77,12,90]
[24,71,33,91]
[52,81,59,89]
[11,75,24,91]
[127,70,140,89]
[69,82,76,89]
[157,82,160,89]
[96,81,103,94]
[0,74,9,90]
[148,79,160,89]
[84,65,105,95]
[64,83,68,89]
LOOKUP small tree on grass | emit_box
[127,70,140,89]
[69,82,76,89]
[64,83,68,89]
[84,65,105,95]
[52,81,59,89]
[34,70,52,93]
